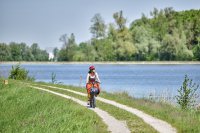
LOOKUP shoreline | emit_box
[1,61,200,65]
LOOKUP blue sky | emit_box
[0,0,200,50]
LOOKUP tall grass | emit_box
[0,79,107,133]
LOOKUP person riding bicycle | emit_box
[86,65,101,104]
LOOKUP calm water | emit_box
[1,63,200,99]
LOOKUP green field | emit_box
[1,79,200,133]
[35,82,200,133]
[0,80,107,133]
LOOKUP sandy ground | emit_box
[1,61,200,65]
[30,86,130,133]
[40,84,177,133]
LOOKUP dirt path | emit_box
[30,86,130,133]
[40,85,177,133]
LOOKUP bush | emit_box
[176,75,199,110]
[9,64,34,81]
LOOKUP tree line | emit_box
[0,42,48,61]
[1,7,200,61]
[55,8,200,61]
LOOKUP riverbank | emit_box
[32,82,200,132]
[1,79,200,132]
[1,61,200,65]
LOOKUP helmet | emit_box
[89,65,95,70]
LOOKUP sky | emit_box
[0,0,200,51]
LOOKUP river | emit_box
[1,63,200,101]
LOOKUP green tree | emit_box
[114,40,136,60]
[59,34,68,48]
[59,34,69,61]
[68,33,77,61]
[78,42,97,61]
[193,39,200,60]
[0,43,12,61]
[131,25,160,60]
[149,8,166,42]
[58,33,77,61]
[54,9,200,61]
[113,10,127,31]
[176,9,200,49]
[160,29,193,60]
[31,43,40,61]
[176,75,199,110]
[90,13,106,39]
[9,42,22,61]
[72,51,86,61]
[58,49,68,61]
[30,43,48,61]
[160,34,176,60]
[113,10,131,41]
[176,31,193,60]
[20,43,34,61]
[111,10,136,60]
[0,42,48,61]
[9,64,34,81]
[107,23,118,42]
[38,50,49,61]
[92,39,115,61]
[53,47,59,61]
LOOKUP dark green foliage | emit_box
[58,8,199,61]
[51,72,62,84]
[9,64,34,81]
[193,43,200,60]
[58,33,77,61]
[113,10,127,31]
[0,43,12,61]
[90,13,106,39]
[51,72,57,84]
[176,75,199,110]
[53,47,59,61]
[0,42,48,61]
[30,43,49,61]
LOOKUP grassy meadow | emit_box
[0,79,107,133]
[1,79,200,133]
[34,84,157,133]
[35,82,200,133]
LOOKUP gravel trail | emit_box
[39,85,177,133]
[30,86,130,133]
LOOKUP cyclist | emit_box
[86,65,101,105]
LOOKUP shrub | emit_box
[9,64,34,81]
[176,75,199,110]
[51,72,57,84]
[51,72,62,84]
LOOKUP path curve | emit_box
[39,84,177,133]
[30,86,130,133]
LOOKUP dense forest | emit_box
[0,43,48,61]
[1,7,200,61]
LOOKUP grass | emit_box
[100,91,200,133]
[0,79,108,133]
[3,81,200,133]
[33,83,158,133]
[34,82,200,133]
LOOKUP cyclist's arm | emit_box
[95,72,101,83]
[86,73,89,84]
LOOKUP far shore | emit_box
[1,61,200,65]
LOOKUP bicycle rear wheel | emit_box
[90,95,96,108]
